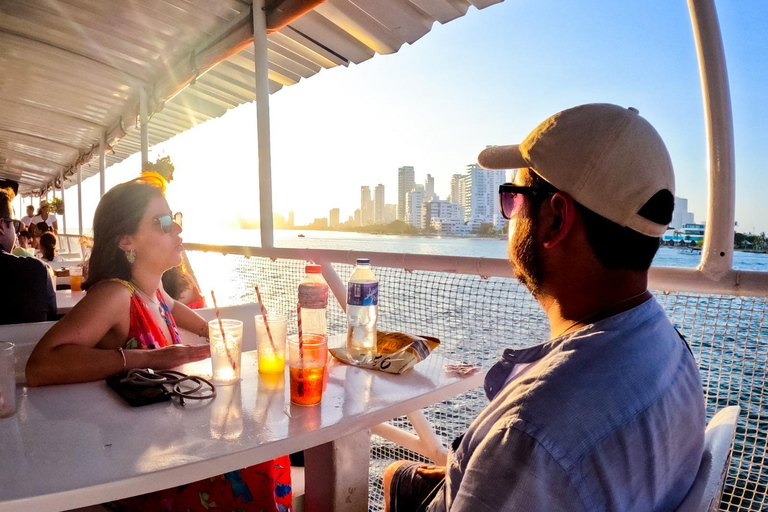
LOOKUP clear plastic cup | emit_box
[255,314,287,374]
[69,266,83,292]
[288,334,328,406]
[0,342,17,418]
[208,319,243,385]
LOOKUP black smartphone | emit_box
[106,373,172,407]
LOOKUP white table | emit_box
[55,289,85,314]
[0,350,485,511]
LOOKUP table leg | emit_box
[304,429,371,512]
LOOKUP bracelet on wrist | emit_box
[117,347,127,371]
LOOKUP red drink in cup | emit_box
[288,334,327,406]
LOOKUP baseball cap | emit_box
[477,103,674,237]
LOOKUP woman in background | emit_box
[38,232,62,262]
[26,179,292,512]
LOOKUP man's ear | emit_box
[117,234,133,252]
[542,192,576,249]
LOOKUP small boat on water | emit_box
[298,234,305,238]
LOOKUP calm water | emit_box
[187,228,768,272]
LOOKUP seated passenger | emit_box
[384,104,706,512]
[11,229,33,257]
[0,189,57,325]
[26,179,292,512]
[163,264,206,309]
[39,232,63,262]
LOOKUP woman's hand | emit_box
[136,344,211,370]
[415,465,446,480]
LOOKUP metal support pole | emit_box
[77,165,83,236]
[139,88,149,168]
[99,133,106,197]
[687,0,735,278]
[252,1,274,248]
[61,169,67,237]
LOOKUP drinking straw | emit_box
[210,291,237,371]
[297,302,304,360]
[254,285,277,352]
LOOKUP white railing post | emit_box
[77,165,83,236]
[687,0,735,278]
[60,169,67,237]
[252,1,274,249]
[139,88,149,168]
[99,132,106,198]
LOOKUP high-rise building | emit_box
[384,204,397,224]
[670,197,695,230]
[461,164,507,230]
[449,174,463,204]
[288,211,295,229]
[329,208,340,229]
[397,166,415,221]
[424,200,468,235]
[374,184,385,224]
[354,208,361,227]
[425,174,436,201]
[360,186,374,226]
[405,185,425,228]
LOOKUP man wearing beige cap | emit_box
[384,104,705,511]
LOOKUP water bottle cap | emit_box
[356,258,370,265]
[305,264,322,273]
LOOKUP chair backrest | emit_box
[179,303,263,352]
[675,405,740,512]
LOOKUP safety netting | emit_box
[186,250,767,511]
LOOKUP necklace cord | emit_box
[555,290,650,338]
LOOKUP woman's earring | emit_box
[125,249,136,264]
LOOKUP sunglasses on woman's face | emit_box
[154,212,183,234]
[498,184,554,220]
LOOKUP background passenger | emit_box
[0,189,56,325]
[32,200,58,234]
[39,232,62,262]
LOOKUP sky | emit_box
[62,0,768,239]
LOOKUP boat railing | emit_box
[183,242,768,511]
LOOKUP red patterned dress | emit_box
[105,279,293,512]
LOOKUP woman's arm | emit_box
[168,295,209,340]
[26,282,210,386]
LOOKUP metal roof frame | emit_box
[0,0,502,196]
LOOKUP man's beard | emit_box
[508,214,544,297]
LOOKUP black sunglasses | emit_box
[498,184,554,220]
[154,212,183,235]
[1,218,22,234]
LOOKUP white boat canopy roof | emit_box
[0,0,501,196]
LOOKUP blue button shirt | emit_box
[428,297,706,512]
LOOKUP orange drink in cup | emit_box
[255,314,287,374]
[288,334,327,406]
[69,266,83,292]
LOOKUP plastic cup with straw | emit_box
[255,285,278,353]
[210,291,237,372]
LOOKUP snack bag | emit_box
[330,331,440,374]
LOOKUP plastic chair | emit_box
[675,405,740,512]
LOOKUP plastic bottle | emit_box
[346,258,378,363]
[298,264,328,338]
